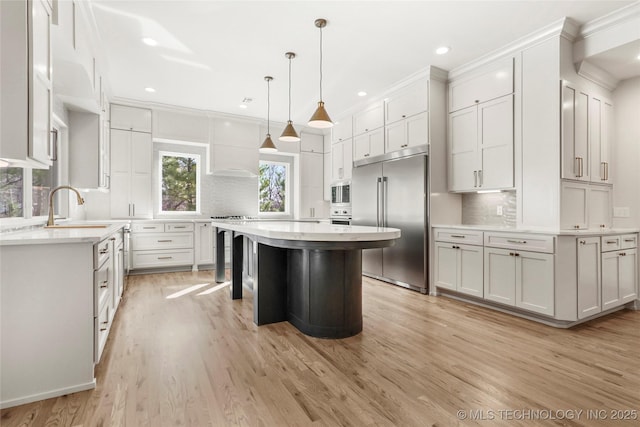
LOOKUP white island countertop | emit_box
[211,220,401,242]
[0,223,126,246]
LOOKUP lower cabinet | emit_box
[602,248,637,310]
[577,237,601,319]
[434,241,483,297]
[131,222,194,269]
[195,222,214,265]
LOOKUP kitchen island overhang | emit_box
[211,221,401,338]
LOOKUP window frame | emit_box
[258,159,291,217]
[158,150,201,215]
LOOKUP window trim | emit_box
[158,150,201,215]
[258,159,291,217]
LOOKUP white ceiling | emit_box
[90,0,637,125]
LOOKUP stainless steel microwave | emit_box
[331,181,351,205]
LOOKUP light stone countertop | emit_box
[212,220,401,242]
[432,224,640,236]
[0,222,126,246]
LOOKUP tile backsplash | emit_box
[461,191,516,227]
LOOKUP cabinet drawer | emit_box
[132,232,194,250]
[94,261,111,315]
[93,238,111,269]
[95,298,111,363]
[601,236,621,252]
[484,233,555,253]
[165,222,195,232]
[132,249,194,269]
[132,222,164,233]
[434,229,483,245]
[620,234,637,250]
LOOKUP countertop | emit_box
[0,222,126,246]
[212,220,401,242]
[432,224,640,236]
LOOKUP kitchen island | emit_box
[211,221,400,338]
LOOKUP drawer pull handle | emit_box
[509,252,514,256]
[624,239,635,242]
[173,226,187,229]
[451,235,466,238]
[606,240,618,244]
[143,226,156,229]
[507,239,527,244]
[99,249,108,254]
[157,239,173,243]
[451,245,460,249]
[619,252,626,256]
[157,256,173,260]
[515,253,520,257]
[100,327,108,331]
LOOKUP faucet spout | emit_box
[47,186,85,226]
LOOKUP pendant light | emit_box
[279,52,300,142]
[259,76,278,153]
[308,18,333,128]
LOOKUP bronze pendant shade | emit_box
[308,18,333,129]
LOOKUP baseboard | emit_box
[1,379,96,409]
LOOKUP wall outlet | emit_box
[613,207,630,218]
[497,205,503,216]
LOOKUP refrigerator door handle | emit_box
[376,177,382,227]
[382,176,388,227]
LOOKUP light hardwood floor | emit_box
[2,271,639,426]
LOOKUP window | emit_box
[160,151,200,213]
[0,167,24,218]
[259,160,289,214]
[32,167,56,217]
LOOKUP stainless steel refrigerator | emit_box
[352,154,428,293]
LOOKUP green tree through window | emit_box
[161,153,198,212]
[259,162,287,213]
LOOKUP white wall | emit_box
[612,76,640,228]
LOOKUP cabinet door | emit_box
[331,142,344,180]
[301,152,323,188]
[369,128,385,158]
[561,84,589,181]
[332,119,353,143]
[110,129,131,174]
[590,97,604,182]
[110,105,152,132]
[385,120,405,153]
[196,223,214,265]
[600,101,613,183]
[458,244,483,297]
[385,79,428,124]
[300,133,324,153]
[434,242,457,291]
[131,174,152,218]
[515,251,554,316]
[484,248,515,306]
[449,106,478,191]
[577,237,602,319]
[589,185,611,229]
[449,57,513,112]
[405,111,428,148]
[131,131,152,175]
[109,173,131,218]
[619,248,637,304]
[353,102,384,136]
[479,95,513,189]
[343,139,353,180]
[353,134,370,161]
[561,181,588,229]
[602,251,621,310]
[323,151,331,201]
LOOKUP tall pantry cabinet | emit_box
[110,105,153,218]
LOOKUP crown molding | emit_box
[576,1,640,40]
[449,17,579,80]
[575,60,621,91]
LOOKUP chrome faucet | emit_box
[47,186,85,226]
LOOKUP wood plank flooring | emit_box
[2,271,639,426]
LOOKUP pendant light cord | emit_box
[267,78,270,134]
[288,57,292,121]
[319,25,323,102]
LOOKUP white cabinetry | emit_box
[448,95,514,191]
[69,111,109,189]
[300,152,325,218]
[153,110,209,143]
[449,57,514,113]
[110,129,152,218]
[601,235,637,310]
[384,79,429,152]
[131,222,195,269]
[386,112,428,152]
[0,0,53,167]
[331,119,353,144]
[577,237,601,319]
[300,132,324,153]
[211,119,259,175]
[560,181,611,229]
[434,242,484,297]
[195,222,214,265]
[561,82,614,184]
[111,105,152,133]
[353,129,385,161]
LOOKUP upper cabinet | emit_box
[300,132,324,153]
[385,79,429,124]
[448,57,515,193]
[111,105,153,133]
[449,57,514,113]
[153,110,209,143]
[0,0,53,167]
[331,119,353,144]
[353,101,384,137]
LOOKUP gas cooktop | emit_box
[211,216,258,220]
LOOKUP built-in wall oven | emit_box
[330,181,352,225]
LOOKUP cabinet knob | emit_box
[475,100,479,103]
[579,240,586,245]
[402,115,406,118]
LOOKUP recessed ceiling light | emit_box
[238,104,248,109]
[436,46,450,55]
[357,91,367,97]
[145,87,156,93]
[637,53,640,60]
[142,37,157,46]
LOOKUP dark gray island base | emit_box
[213,222,400,338]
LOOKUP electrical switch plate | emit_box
[497,206,503,216]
